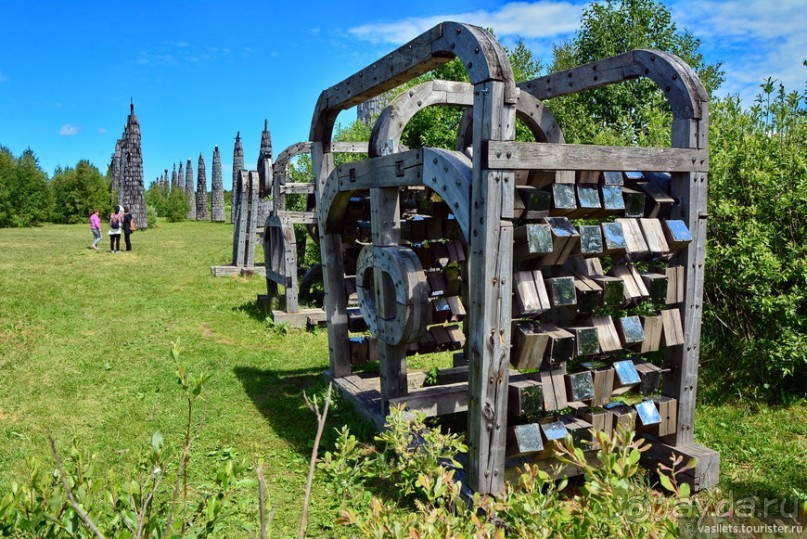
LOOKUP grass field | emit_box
[0,221,804,536]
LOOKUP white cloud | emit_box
[136,41,233,67]
[671,0,807,100]
[59,124,79,136]
[97,127,107,134]
[0,71,7,83]
[348,1,584,45]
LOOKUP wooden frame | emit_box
[262,140,367,325]
[311,24,717,494]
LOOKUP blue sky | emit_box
[0,0,804,189]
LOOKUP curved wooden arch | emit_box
[318,147,472,239]
[518,49,708,121]
[274,141,369,177]
[310,21,516,148]
[369,80,566,158]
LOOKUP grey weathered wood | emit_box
[518,49,708,120]
[370,80,565,158]
[640,439,719,490]
[370,187,409,404]
[320,148,472,242]
[310,22,516,145]
[280,183,315,195]
[641,315,663,353]
[485,142,708,172]
[276,210,316,224]
[388,382,469,418]
[464,77,517,494]
[311,29,715,494]
[313,141,351,379]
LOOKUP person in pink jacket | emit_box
[89,209,102,250]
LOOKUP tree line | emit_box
[0,148,110,227]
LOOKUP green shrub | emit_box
[320,408,690,538]
[145,204,158,228]
[702,82,806,398]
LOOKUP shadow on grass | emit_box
[233,300,270,323]
[232,366,376,459]
[718,475,807,504]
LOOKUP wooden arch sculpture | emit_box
[312,24,717,495]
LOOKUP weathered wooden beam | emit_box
[387,381,469,418]
[640,438,719,491]
[310,22,516,145]
[518,49,708,120]
[484,142,708,173]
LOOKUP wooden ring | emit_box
[356,245,428,345]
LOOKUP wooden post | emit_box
[466,77,516,494]
[370,187,408,403]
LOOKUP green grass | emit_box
[0,221,804,536]
[0,221,340,536]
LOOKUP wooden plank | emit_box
[513,271,542,315]
[329,373,385,431]
[610,264,649,301]
[447,295,466,320]
[615,218,649,259]
[484,141,708,172]
[640,439,719,491]
[387,382,469,419]
[539,363,567,411]
[661,308,685,347]
[665,265,685,304]
[276,210,316,224]
[577,170,601,184]
[466,81,517,496]
[279,183,315,195]
[445,324,466,350]
[578,406,613,440]
[653,397,678,438]
[590,316,622,353]
[587,365,614,407]
[518,49,708,120]
[605,401,637,430]
[638,218,670,255]
[640,315,663,353]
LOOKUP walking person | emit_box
[109,205,123,253]
[89,209,102,250]
[122,206,134,251]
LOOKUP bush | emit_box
[145,204,158,228]
[320,407,691,538]
[702,82,806,398]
